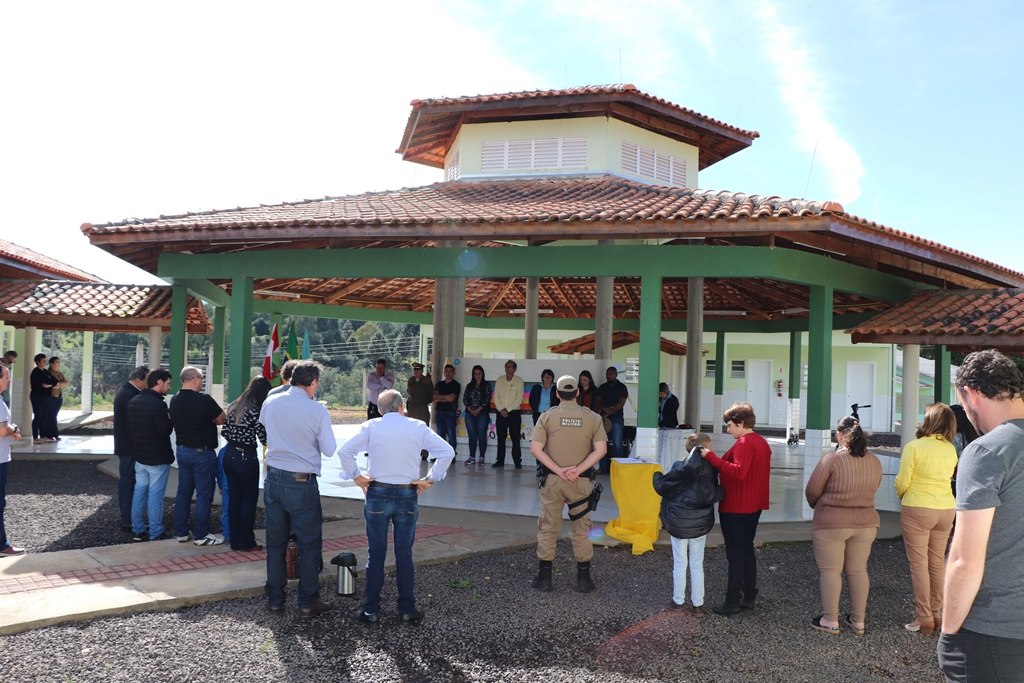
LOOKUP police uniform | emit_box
[531,378,604,591]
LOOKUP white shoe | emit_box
[176,533,192,543]
[194,534,224,546]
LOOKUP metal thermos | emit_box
[331,552,358,596]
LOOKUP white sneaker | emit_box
[176,533,192,543]
[194,534,224,546]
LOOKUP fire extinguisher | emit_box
[775,378,784,398]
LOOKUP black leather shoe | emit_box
[267,604,284,615]
[491,462,505,468]
[356,610,379,624]
[298,601,333,619]
[400,609,425,624]
[713,603,741,616]
[740,598,756,610]
[513,463,523,469]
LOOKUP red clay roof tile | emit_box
[0,239,100,282]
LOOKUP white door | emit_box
[746,360,772,422]
[846,362,876,429]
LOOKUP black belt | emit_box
[368,481,418,490]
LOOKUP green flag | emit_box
[284,322,299,361]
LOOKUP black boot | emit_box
[576,561,595,593]
[532,560,553,592]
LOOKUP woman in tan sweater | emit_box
[805,416,883,635]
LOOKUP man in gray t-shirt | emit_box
[939,349,1024,682]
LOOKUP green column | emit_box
[211,306,226,385]
[638,274,663,429]
[788,331,802,398]
[806,284,833,429]
[714,331,726,397]
[934,344,951,404]
[169,284,188,392]
[228,276,254,400]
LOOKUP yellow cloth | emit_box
[894,435,957,509]
[604,460,663,555]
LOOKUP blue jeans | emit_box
[118,455,136,526]
[45,395,63,439]
[608,413,625,457]
[465,410,489,459]
[719,510,762,606]
[216,446,230,543]
[0,461,9,548]
[132,462,170,537]
[173,446,217,539]
[363,485,419,615]
[435,410,458,454]
[264,466,323,608]
[938,628,1024,682]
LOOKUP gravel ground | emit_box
[0,461,943,683]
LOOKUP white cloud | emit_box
[754,2,864,204]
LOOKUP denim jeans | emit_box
[608,413,625,458]
[117,455,136,526]
[45,395,63,439]
[719,510,762,606]
[264,466,323,609]
[938,628,1024,682]
[363,485,419,615]
[173,446,217,539]
[216,446,230,544]
[132,462,170,537]
[224,444,260,550]
[465,410,489,459]
[0,461,9,548]
[671,534,707,607]
[435,410,458,454]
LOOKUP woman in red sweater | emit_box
[703,402,772,615]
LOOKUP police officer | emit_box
[530,375,607,593]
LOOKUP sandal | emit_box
[844,613,865,636]
[811,615,840,634]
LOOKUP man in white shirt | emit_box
[492,360,525,468]
[365,358,394,419]
[338,388,455,625]
[260,361,338,618]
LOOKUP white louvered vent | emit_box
[621,141,687,187]
[445,149,461,181]
[479,137,588,173]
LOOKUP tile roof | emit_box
[408,84,760,140]
[549,330,688,356]
[84,175,844,233]
[0,280,210,333]
[84,175,1022,287]
[0,239,100,282]
[849,288,1024,349]
[400,85,759,170]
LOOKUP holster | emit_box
[567,482,603,521]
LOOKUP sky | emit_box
[2,0,1022,285]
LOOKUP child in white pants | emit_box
[653,432,723,610]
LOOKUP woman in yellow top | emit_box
[894,402,957,636]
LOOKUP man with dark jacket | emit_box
[653,433,723,611]
[658,382,680,429]
[113,366,149,532]
[126,369,173,542]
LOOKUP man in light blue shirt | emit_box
[259,360,338,618]
[338,388,455,625]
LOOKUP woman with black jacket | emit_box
[528,369,560,425]
[653,432,723,611]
